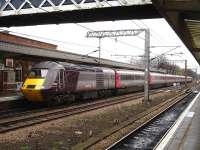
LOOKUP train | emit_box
[20,61,192,104]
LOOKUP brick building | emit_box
[0,32,57,91]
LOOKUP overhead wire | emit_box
[0,27,117,58]
[13,0,178,59]
[73,0,145,52]
[139,20,184,61]
[130,20,160,56]
[1,1,101,50]
[17,0,178,54]
[15,0,166,62]
[8,0,192,68]
[7,0,193,68]
[0,28,99,49]
[129,20,145,41]
[138,20,162,41]
[24,0,146,52]
[131,20,183,59]
[104,0,146,42]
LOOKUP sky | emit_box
[2,18,199,72]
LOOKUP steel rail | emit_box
[0,86,177,133]
[105,90,192,150]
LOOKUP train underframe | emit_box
[41,82,180,105]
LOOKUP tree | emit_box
[186,69,197,78]
[151,55,182,75]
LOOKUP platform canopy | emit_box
[152,0,200,65]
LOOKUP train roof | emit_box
[32,61,64,69]
[58,62,103,72]
[32,61,103,72]
[31,61,193,79]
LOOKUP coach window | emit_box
[126,75,128,80]
[122,75,125,80]
[133,75,135,80]
[121,75,124,80]
[134,75,137,80]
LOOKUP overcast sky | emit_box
[2,18,199,72]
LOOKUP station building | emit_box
[0,32,57,92]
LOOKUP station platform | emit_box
[0,91,23,102]
[156,91,200,150]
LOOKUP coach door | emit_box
[59,70,65,90]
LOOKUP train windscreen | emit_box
[28,69,48,78]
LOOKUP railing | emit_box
[0,0,152,16]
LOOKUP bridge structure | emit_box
[0,0,158,26]
[0,0,199,66]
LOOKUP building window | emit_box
[15,64,22,82]
[15,70,22,82]
[0,63,4,70]
[5,58,13,68]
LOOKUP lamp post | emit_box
[185,60,187,87]
[144,29,150,105]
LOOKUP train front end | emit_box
[21,68,49,102]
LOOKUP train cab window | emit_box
[28,69,48,78]
[41,70,48,77]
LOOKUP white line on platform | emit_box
[187,112,195,118]
[154,92,200,150]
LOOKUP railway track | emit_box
[103,90,198,150]
[0,86,180,133]
[0,85,175,116]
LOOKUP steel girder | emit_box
[0,0,151,16]
[0,0,162,27]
